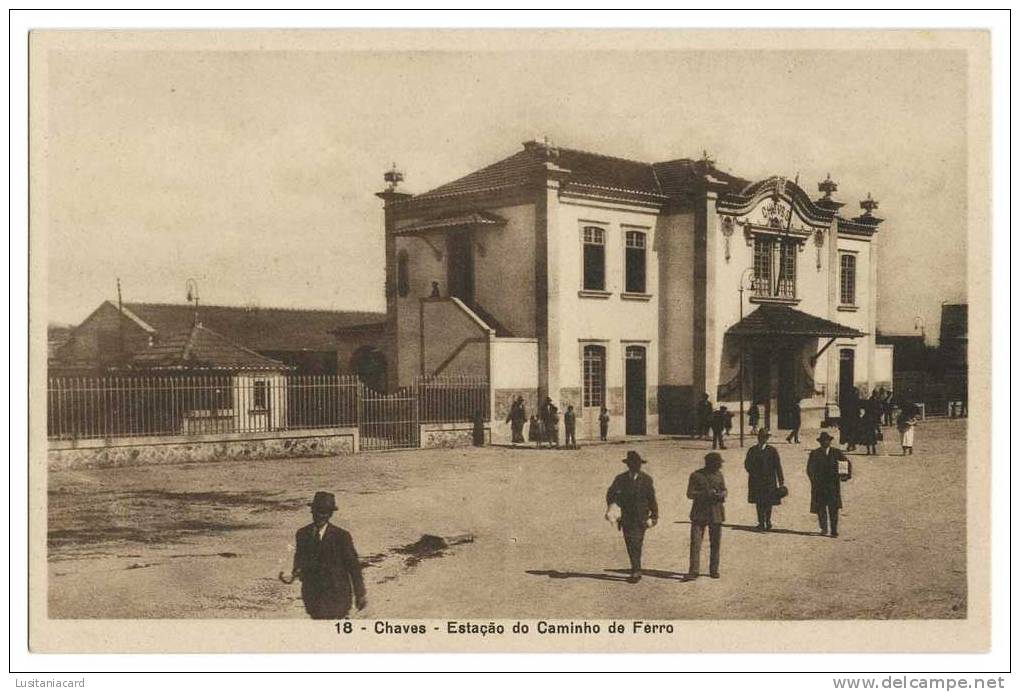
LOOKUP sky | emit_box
[42,44,968,341]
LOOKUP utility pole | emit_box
[116,277,125,364]
[186,278,200,327]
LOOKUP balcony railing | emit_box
[751,276,796,300]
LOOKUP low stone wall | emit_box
[420,422,490,449]
[48,428,359,471]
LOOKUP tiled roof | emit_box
[123,302,386,352]
[410,143,746,204]
[555,147,662,195]
[652,159,749,198]
[727,304,865,338]
[414,149,540,201]
[130,324,290,371]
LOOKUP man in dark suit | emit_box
[744,428,785,531]
[288,491,367,619]
[807,432,852,538]
[606,450,659,583]
[687,452,727,579]
[709,406,729,450]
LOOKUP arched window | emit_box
[625,344,646,361]
[582,344,606,408]
[397,250,410,297]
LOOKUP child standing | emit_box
[897,405,919,455]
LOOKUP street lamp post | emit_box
[737,267,755,448]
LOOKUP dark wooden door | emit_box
[625,345,646,435]
[839,348,855,403]
[446,233,474,305]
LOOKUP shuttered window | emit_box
[625,230,647,293]
[582,226,606,291]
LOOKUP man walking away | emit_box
[807,432,852,537]
[286,491,367,620]
[599,406,610,441]
[687,452,727,579]
[744,428,785,530]
[606,451,658,583]
[785,400,801,443]
[710,406,728,450]
[506,395,526,445]
[564,405,577,449]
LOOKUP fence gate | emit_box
[358,383,420,451]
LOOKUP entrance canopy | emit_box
[727,304,864,339]
[394,211,507,235]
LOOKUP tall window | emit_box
[625,230,647,293]
[753,236,773,295]
[582,226,606,291]
[753,235,797,298]
[582,344,606,408]
[840,253,857,305]
[778,241,797,298]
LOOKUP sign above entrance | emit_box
[760,198,792,228]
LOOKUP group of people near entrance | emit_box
[840,386,922,456]
[605,428,851,583]
[506,395,610,448]
[699,388,921,457]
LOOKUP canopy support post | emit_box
[810,337,838,366]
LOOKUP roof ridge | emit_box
[555,144,654,167]
[191,323,288,367]
[652,157,697,166]
[125,301,385,316]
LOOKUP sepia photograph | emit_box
[25,26,993,656]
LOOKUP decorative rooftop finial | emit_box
[537,135,559,162]
[384,162,404,191]
[860,192,879,216]
[818,173,838,199]
[700,149,715,166]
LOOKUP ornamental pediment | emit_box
[717,176,834,231]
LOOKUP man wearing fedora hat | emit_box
[807,431,852,537]
[288,491,367,619]
[606,451,659,583]
[687,452,727,579]
[744,428,785,531]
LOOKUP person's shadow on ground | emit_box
[526,568,690,583]
[525,569,631,583]
[673,520,825,538]
[604,568,688,581]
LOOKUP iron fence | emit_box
[416,374,490,423]
[47,373,489,443]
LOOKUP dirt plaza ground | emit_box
[47,418,967,620]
